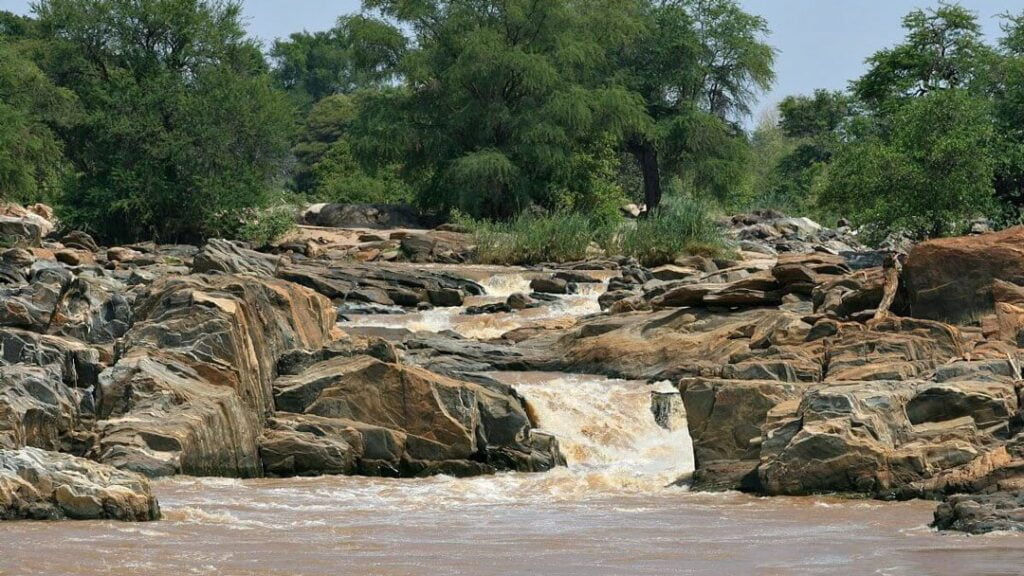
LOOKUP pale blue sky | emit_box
[2,0,1019,120]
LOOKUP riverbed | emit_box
[1,267,1021,575]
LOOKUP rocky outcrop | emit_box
[0,364,80,451]
[95,274,334,477]
[271,355,565,476]
[558,307,821,382]
[758,377,1018,497]
[0,448,159,521]
[192,239,280,276]
[680,378,806,490]
[259,414,362,477]
[903,226,1024,323]
[280,260,481,308]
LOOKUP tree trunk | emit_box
[630,140,662,213]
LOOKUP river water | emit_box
[0,269,1021,575]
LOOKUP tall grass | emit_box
[615,198,724,265]
[461,197,725,266]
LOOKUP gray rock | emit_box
[0,448,159,521]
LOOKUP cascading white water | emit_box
[342,270,608,339]
[496,373,695,493]
[476,273,534,298]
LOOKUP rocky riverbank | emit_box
[1,202,1023,534]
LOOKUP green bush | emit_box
[230,200,298,248]
[36,0,294,244]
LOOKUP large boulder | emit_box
[0,448,159,521]
[933,491,1024,534]
[0,216,43,247]
[272,355,564,476]
[903,226,1024,323]
[0,328,105,390]
[47,273,133,344]
[0,265,71,330]
[680,378,807,490]
[192,239,280,277]
[96,274,334,477]
[96,353,265,478]
[279,260,480,308]
[259,414,363,477]
[303,203,429,229]
[758,377,1018,497]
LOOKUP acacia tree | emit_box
[815,5,997,238]
[853,4,994,109]
[616,0,774,210]
[32,0,293,243]
[358,0,647,218]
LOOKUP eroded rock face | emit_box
[0,448,159,521]
[559,307,820,382]
[279,260,481,309]
[192,239,280,277]
[96,274,334,477]
[680,378,806,490]
[0,216,43,247]
[903,226,1024,323]
[272,355,565,476]
[259,414,362,477]
[0,364,79,451]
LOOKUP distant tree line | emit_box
[1,1,1020,244]
[751,4,1024,240]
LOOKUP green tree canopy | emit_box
[355,0,647,218]
[614,0,774,209]
[271,15,406,109]
[818,89,994,238]
[853,4,994,109]
[32,0,294,243]
[0,38,76,203]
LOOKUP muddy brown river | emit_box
[1,269,1021,575]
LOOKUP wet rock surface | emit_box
[2,201,1024,534]
[0,447,159,521]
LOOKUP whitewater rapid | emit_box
[2,267,1019,576]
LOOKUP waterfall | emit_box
[497,373,695,492]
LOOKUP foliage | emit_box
[853,4,994,109]
[615,0,774,209]
[817,90,995,239]
[758,4,1013,241]
[270,15,406,110]
[229,198,299,247]
[466,210,607,265]
[355,0,650,219]
[291,93,412,204]
[615,196,724,266]
[32,0,294,244]
[0,40,76,203]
